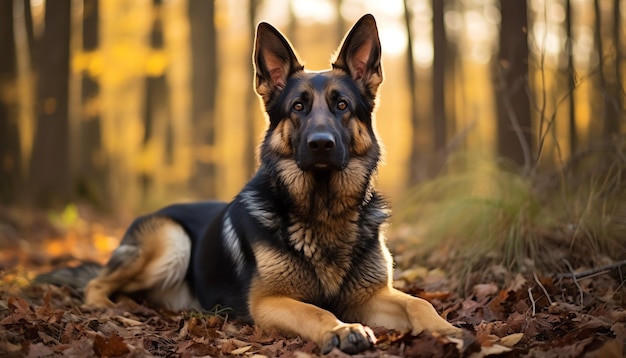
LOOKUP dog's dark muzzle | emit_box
[297,129,346,171]
[308,132,335,154]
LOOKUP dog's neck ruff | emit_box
[269,156,376,220]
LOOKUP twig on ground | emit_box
[534,272,553,305]
[563,259,584,307]
[556,259,626,281]
[528,287,536,316]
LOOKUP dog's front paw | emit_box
[321,323,376,355]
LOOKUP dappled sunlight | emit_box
[7,0,617,210]
[292,0,337,24]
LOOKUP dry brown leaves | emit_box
[0,284,319,357]
[0,205,624,357]
[1,271,624,357]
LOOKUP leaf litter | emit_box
[0,206,625,357]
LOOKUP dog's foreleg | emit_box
[356,286,462,337]
[249,293,375,354]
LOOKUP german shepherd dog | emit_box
[37,15,461,354]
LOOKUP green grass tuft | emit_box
[393,149,626,292]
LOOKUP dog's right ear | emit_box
[254,23,303,104]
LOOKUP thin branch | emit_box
[534,272,553,305]
[566,0,577,155]
[537,1,548,167]
[534,66,602,166]
[563,259,584,307]
[528,287,536,316]
[557,259,626,281]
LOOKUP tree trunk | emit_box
[432,0,446,153]
[75,0,106,206]
[496,0,532,170]
[336,0,345,44]
[22,0,34,58]
[614,0,623,133]
[244,0,260,177]
[592,0,622,141]
[0,0,20,204]
[188,0,217,198]
[29,0,72,208]
[404,0,423,185]
[565,0,577,155]
[141,0,171,202]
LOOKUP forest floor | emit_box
[0,205,624,357]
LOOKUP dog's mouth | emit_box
[297,158,345,172]
[312,162,332,170]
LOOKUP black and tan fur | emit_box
[36,15,461,354]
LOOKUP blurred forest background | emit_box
[0,0,624,217]
[2,4,626,353]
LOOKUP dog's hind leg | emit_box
[84,216,193,309]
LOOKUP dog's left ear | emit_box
[333,14,383,98]
[254,22,304,105]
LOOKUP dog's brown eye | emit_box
[337,100,348,111]
[293,102,304,111]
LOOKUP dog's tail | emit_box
[33,262,102,291]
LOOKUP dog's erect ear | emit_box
[333,14,382,98]
[254,22,303,104]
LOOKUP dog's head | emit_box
[255,15,382,174]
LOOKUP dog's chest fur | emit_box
[246,191,388,306]
[284,214,359,295]
[253,220,374,303]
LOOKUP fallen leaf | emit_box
[7,296,35,320]
[397,267,428,281]
[473,283,498,300]
[404,332,460,357]
[506,274,527,292]
[230,345,253,354]
[93,333,130,357]
[498,332,523,347]
[114,315,143,327]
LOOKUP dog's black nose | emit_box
[308,133,335,152]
